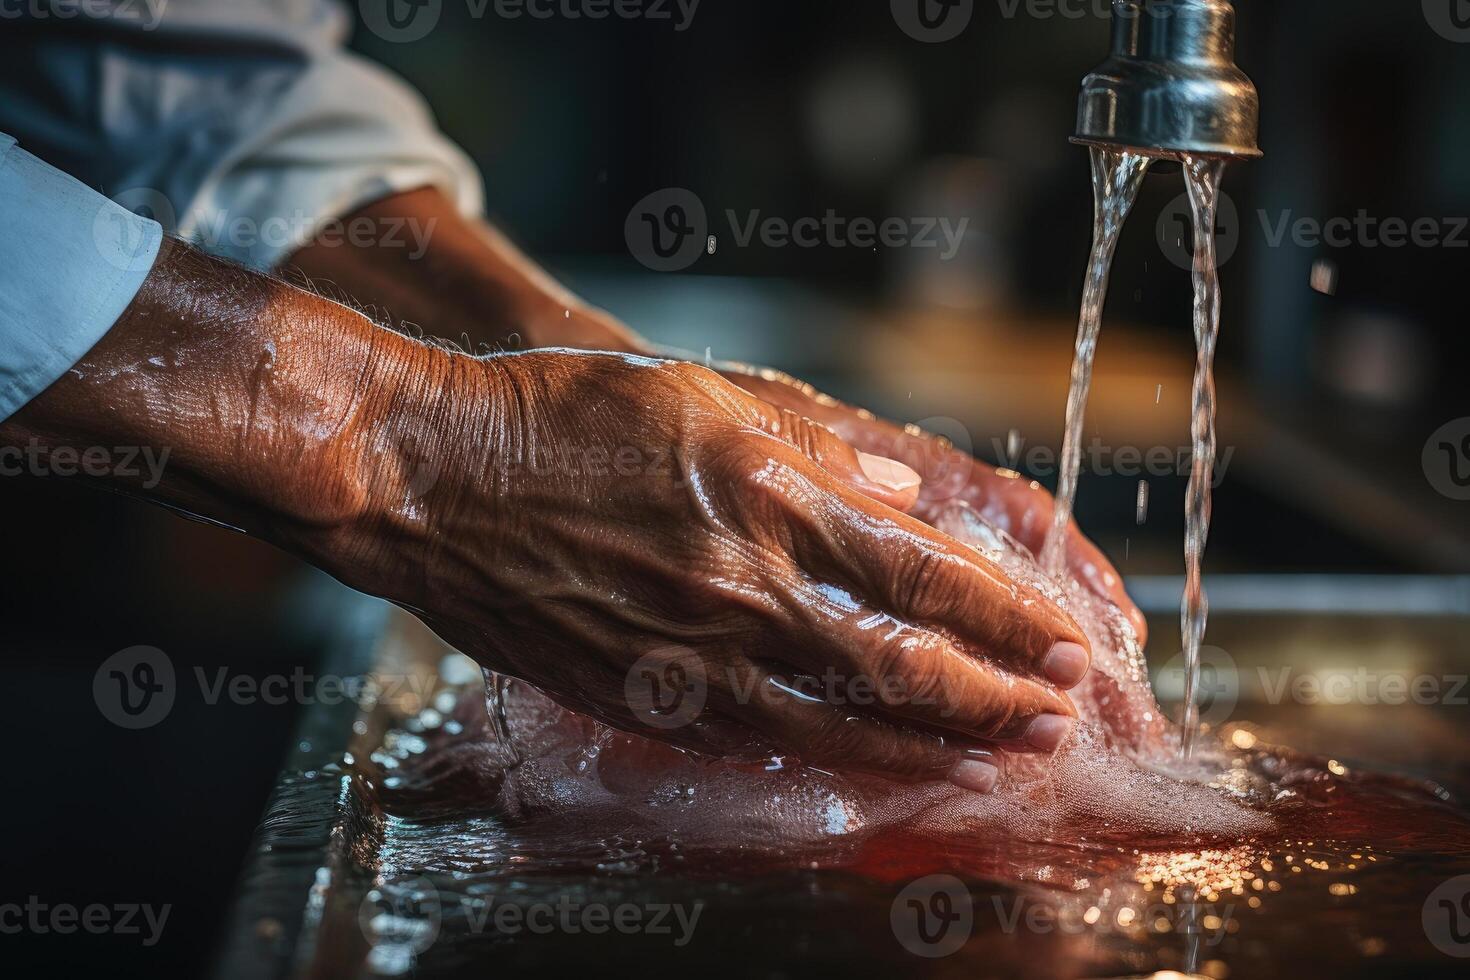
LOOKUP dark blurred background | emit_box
[4,1,1468,975]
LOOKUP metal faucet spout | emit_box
[1073,0,1261,160]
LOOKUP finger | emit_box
[781,602,1079,748]
[796,490,1092,687]
[711,661,1009,792]
[680,364,922,512]
[757,403,922,513]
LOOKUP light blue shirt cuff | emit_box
[0,134,163,421]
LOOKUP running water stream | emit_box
[1178,155,1227,757]
[1039,147,1148,574]
[1044,148,1229,759]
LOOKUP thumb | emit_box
[768,407,922,511]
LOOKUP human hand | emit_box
[338,351,1094,791]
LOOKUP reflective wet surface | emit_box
[213,591,1470,980]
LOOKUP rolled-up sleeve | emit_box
[0,134,162,422]
[0,0,484,272]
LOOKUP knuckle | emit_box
[896,652,948,711]
[901,549,948,616]
[779,410,837,461]
[805,709,874,760]
[865,634,941,710]
[977,687,1019,738]
[664,359,711,386]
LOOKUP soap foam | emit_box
[397,499,1277,852]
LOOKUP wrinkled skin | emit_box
[366,350,1094,787]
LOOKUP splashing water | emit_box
[1040,147,1149,575]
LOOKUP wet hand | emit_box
[346,352,1093,791]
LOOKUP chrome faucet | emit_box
[1073,0,1260,159]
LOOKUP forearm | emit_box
[0,239,478,595]
[286,187,644,353]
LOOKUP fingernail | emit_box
[857,452,921,492]
[1042,641,1090,688]
[1025,714,1074,753]
[948,759,1000,794]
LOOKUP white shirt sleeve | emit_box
[0,0,484,272]
[0,134,163,422]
